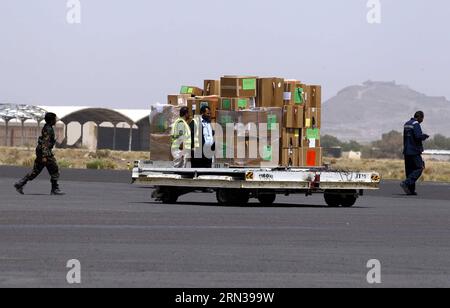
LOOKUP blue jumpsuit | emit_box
[403,119,428,193]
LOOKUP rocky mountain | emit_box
[322,81,450,142]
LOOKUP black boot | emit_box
[51,180,65,196]
[14,177,28,195]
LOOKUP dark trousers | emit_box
[26,156,60,182]
[191,147,213,168]
[404,155,424,193]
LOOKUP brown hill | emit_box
[322,81,450,142]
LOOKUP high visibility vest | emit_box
[171,118,191,151]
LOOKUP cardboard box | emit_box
[302,138,321,148]
[216,133,238,160]
[284,80,304,106]
[304,107,321,128]
[221,76,258,98]
[219,98,251,111]
[282,128,301,148]
[187,98,197,117]
[256,78,284,107]
[236,110,259,138]
[260,142,279,163]
[240,110,259,125]
[301,128,321,148]
[195,96,220,119]
[299,84,311,107]
[218,131,280,168]
[216,110,238,131]
[281,148,300,167]
[204,80,221,96]
[257,107,283,134]
[168,94,191,106]
[219,136,265,160]
[232,136,259,165]
[309,85,322,108]
[301,147,323,167]
[234,134,281,167]
[150,133,173,161]
[150,104,181,134]
[283,105,304,129]
[180,86,204,97]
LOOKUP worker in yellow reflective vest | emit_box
[171,107,192,168]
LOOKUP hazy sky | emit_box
[1,0,449,108]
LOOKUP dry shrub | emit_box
[86,159,117,170]
[95,150,111,159]
[21,156,36,168]
[58,159,73,169]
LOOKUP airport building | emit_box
[423,150,450,162]
[0,104,151,152]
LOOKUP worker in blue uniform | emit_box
[401,111,430,195]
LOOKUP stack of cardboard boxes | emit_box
[151,75,322,168]
[216,76,281,167]
[302,85,322,167]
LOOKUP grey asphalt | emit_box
[0,166,449,288]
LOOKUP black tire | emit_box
[217,189,249,206]
[324,193,341,207]
[159,188,179,204]
[258,194,277,206]
[216,189,229,206]
[341,195,357,208]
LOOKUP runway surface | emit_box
[0,166,449,288]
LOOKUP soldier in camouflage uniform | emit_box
[14,112,65,195]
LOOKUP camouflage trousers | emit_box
[26,156,60,182]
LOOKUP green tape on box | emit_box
[242,78,256,90]
[267,114,278,131]
[306,128,320,139]
[180,86,189,94]
[222,99,231,110]
[238,99,248,109]
[188,87,194,94]
[220,115,233,126]
[262,146,272,161]
[223,144,228,158]
[295,88,304,104]
[157,118,167,132]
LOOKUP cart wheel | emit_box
[156,187,179,204]
[216,189,229,206]
[324,193,341,207]
[258,194,277,206]
[157,187,180,204]
[217,189,249,206]
[161,193,178,204]
[341,195,357,208]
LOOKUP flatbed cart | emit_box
[131,161,381,207]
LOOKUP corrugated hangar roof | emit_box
[1,104,150,126]
[59,108,134,125]
[39,106,150,125]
